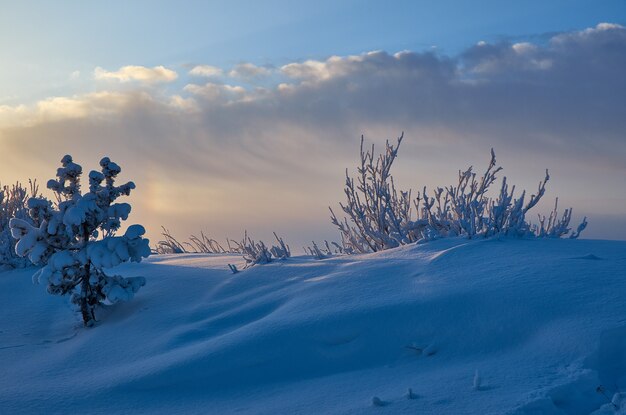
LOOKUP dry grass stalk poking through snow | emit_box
[330,133,587,254]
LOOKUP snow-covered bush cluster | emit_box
[9,155,150,326]
[156,227,290,271]
[0,181,42,269]
[230,231,291,269]
[330,134,587,253]
[304,240,344,260]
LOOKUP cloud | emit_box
[0,104,29,127]
[551,22,625,44]
[228,63,271,80]
[281,57,339,81]
[463,23,626,79]
[0,91,162,128]
[183,82,247,102]
[462,41,553,74]
[189,65,223,78]
[4,23,626,159]
[1,23,625,244]
[168,95,199,112]
[94,65,178,83]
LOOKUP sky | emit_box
[1,1,625,247]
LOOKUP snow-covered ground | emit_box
[1,237,626,414]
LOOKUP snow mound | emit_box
[1,237,625,414]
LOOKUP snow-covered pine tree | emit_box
[9,155,150,326]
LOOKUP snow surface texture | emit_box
[1,238,625,414]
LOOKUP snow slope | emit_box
[1,237,626,414]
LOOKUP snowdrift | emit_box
[1,237,626,414]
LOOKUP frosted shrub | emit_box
[0,181,42,269]
[269,232,290,260]
[155,227,235,254]
[156,227,291,271]
[331,134,587,253]
[229,231,291,269]
[9,156,150,326]
[305,240,343,260]
[155,227,189,254]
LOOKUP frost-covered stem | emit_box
[342,173,377,251]
[523,170,549,214]
[570,216,588,239]
[477,149,501,199]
